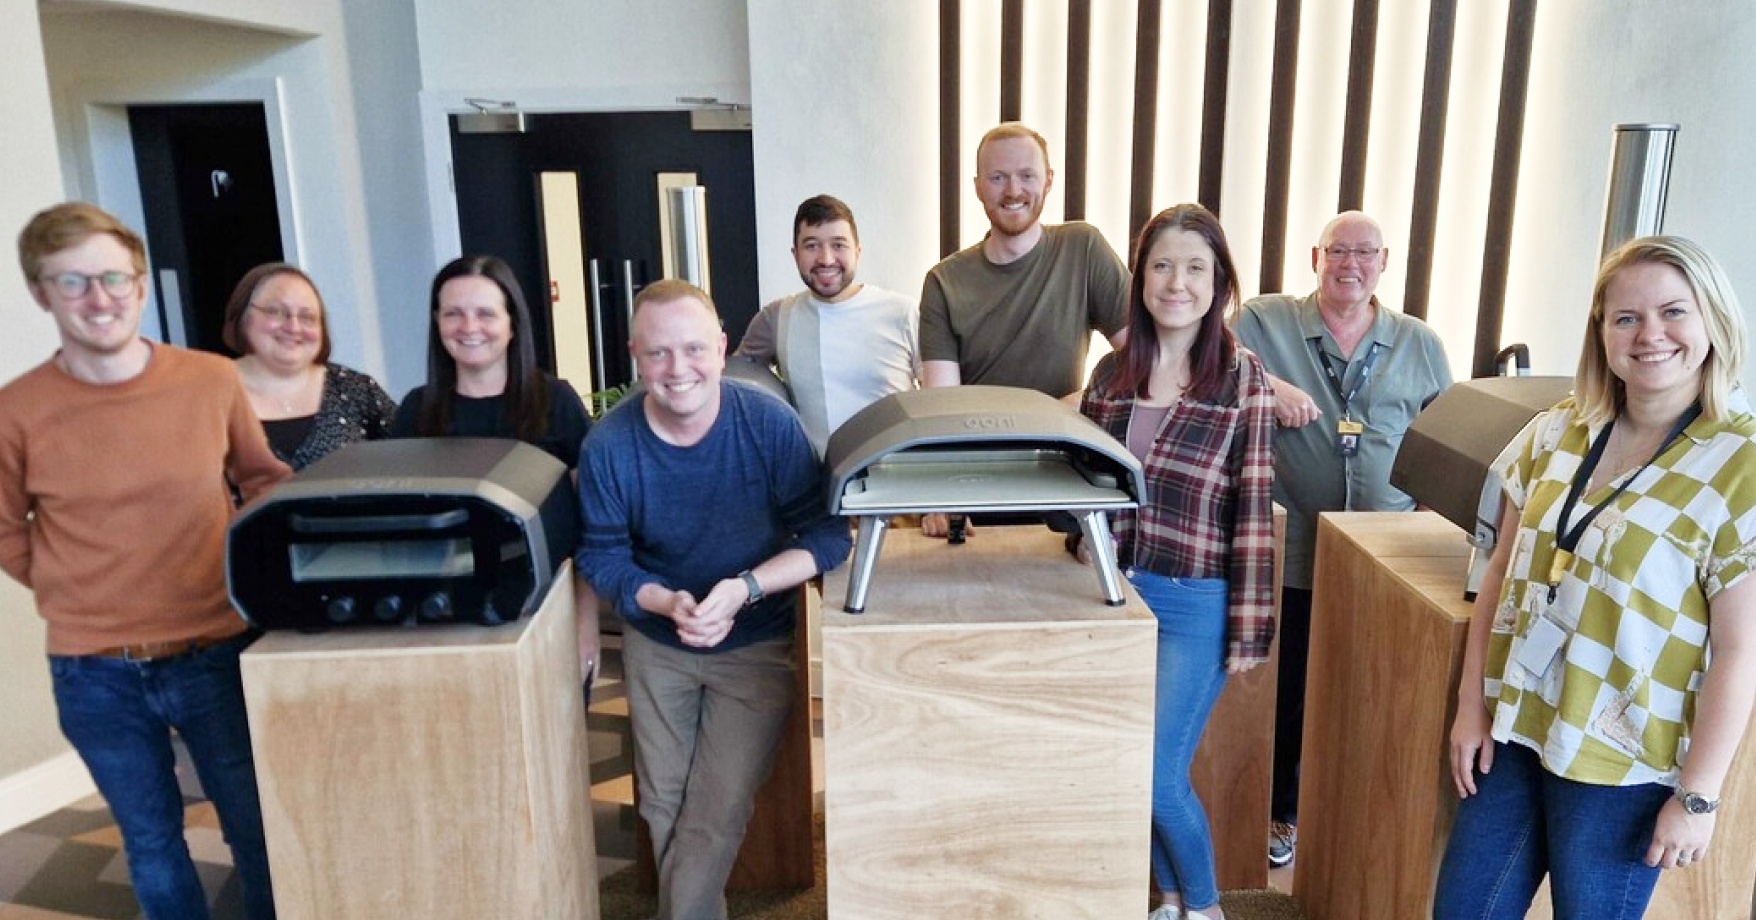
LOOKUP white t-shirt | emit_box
[735,284,918,455]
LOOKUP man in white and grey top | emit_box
[736,194,918,455]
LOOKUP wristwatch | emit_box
[1675,788,1720,815]
[739,569,764,607]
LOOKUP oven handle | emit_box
[288,510,470,535]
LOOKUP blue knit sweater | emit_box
[575,382,851,652]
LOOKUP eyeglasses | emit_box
[249,302,322,328]
[1321,246,1383,264]
[39,271,140,298]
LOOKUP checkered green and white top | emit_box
[1483,389,1756,786]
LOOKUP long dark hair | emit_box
[1102,204,1241,403]
[416,255,551,441]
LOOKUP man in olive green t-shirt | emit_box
[918,122,1129,400]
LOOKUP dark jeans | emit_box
[49,633,276,920]
[1434,741,1666,920]
[1270,586,1312,824]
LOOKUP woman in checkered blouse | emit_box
[1079,204,1277,920]
[1439,236,1756,919]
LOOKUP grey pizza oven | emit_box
[1390,375,1575,599]
[824,386,1144,613]
[228,438,578,630]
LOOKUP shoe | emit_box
[1184,911,1216,920]
[1268,821,1297,868]
[1147,905,1182,920]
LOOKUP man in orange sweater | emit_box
[0,202,290,920]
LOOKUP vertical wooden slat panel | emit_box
[940,0,962,258]
[1001,0,1025,122]
[1472,0,1538,377]
[1064,0,1092,220]
[1198,0,1233,216]
[1336,0,1380,211]
[1402,0,1458,321]
[1129,0,1163,243]
[1259,0,1302,295]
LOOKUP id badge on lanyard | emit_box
[1315,342,1381,459]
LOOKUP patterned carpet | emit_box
[0,635,1303,919]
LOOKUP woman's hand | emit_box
[1645,797,1716,869]
[1448,701,1495,798]
[1225,656,1263,675]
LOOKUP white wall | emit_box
[0,0,75,800]
[1507,0,1756,390]
[746,0,942,304]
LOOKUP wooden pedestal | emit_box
[240,564,597,920]
[820,527,1155,919]
[1296,511,1756,920]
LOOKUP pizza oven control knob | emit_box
[420,592,453,621]
[373,595,403,623]
[326,596,357,624]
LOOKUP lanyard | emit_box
[1547,403,1701,600]
[1313,340,1384,418]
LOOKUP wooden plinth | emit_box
[1297,511,1756,920]
[634,586,817,891]
[240,564,596,920]
[820,527,1155,919]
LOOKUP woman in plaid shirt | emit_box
[1079,204,1277,920]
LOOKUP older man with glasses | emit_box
[1231,210,1454,870]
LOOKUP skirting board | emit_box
[0,750,96,834]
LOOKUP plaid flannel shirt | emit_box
[1080,345,1278,664]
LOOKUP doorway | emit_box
[128,103,284,354]
[449,111,758,391]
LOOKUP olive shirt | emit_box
[1232,291,1453,589]
[1484,391,1756,785]
[918,222,1128,398]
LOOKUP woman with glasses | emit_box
[1078,204,1277,920]
[223,263,397,470]
[391,255,590,468]
[1440,237,1756,919]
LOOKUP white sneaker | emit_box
[1184,911,1217,920]
[1147,906,1182,920]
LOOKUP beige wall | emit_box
[0,0,74,794]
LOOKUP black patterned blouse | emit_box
[260,363,398,471]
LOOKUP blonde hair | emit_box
[974,122,1052,174]
[1575,235,1746,426]
[18,201,147,281]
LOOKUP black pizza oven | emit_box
[228,438,577,630]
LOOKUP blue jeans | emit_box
[50,634,276,920]
[1128,570,1229,913]
[1434,741,1667,920]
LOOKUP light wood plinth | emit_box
[1297,511,1756,920]
[820,527,1155,919]
[240,564,596,920]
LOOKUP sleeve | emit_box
[903,296,923,379]
[1227,352,1280,664]
[0,415,33,587]
[1418,321,1455,397]
[225,372,293,503]
[1078,355,1135,554]
[736,301,780,363]
[1084,226,1131,338]
[1496,409,1550,511]
[917,269,959,364]
[550,379,592,470]
[764,405,853,574]
[574,416,665,623]
[389,387,423,438]
[1228,300,1266,354]
[1705,445,1756,600]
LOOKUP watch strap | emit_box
[739,569,764,606]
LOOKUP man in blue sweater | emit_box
[576,279,851,920]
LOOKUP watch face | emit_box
[1682,792,1717,814]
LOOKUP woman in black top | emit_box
[392,255,590,467]
[225,263,397,470]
